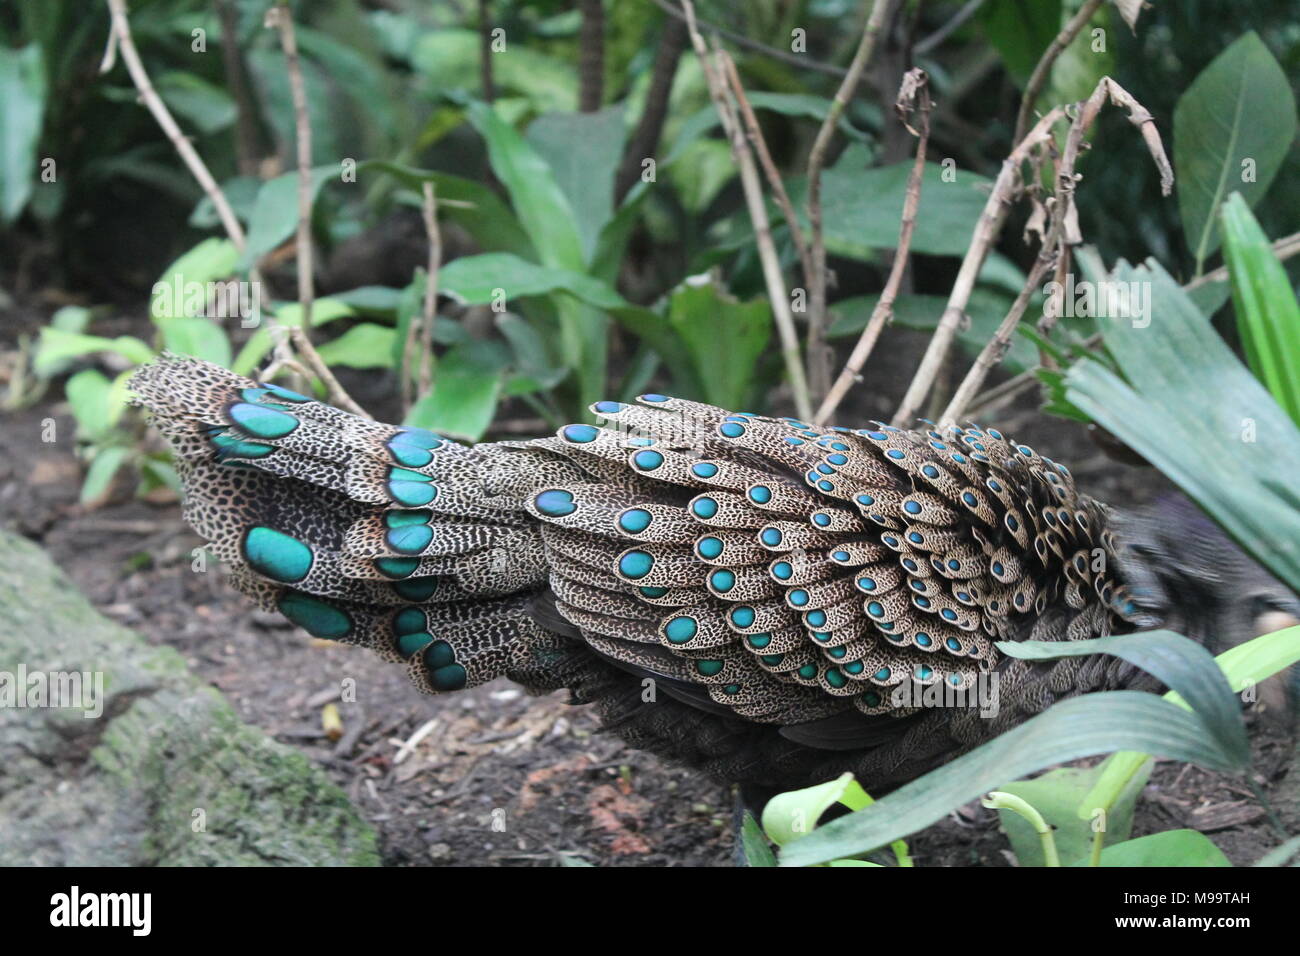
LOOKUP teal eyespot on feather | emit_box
[387,467,437,506]
[562,424,599,443]
[431,664,468,691]
[396,632,432,657]
[696,659,724,677]
[375,556,419,579]
[227,401,299,439]
[393,577,439,601]
[209,431,275,460]
[618,551,654,579]
[277,591,352,639]
[664,616,697,644]
[617,509,653,533]
[242,527,313,584]
[534,489,577,517]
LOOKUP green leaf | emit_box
[241,167,335,269]
[411,30,577,113]
[995,763,1150,867]
[762,772,872,846]
[314,324,397,369]
[154,71,236,135]
[979,0,1063,84]
[1082,623,1300,823]
[778,691,1234,867]
[526,105,626,261]
[357,161,535,260]
[150,238,242,323]
[1220,192,1300,424]
[1064,259,1300,591]
[497,313,566,394]
[80,445,130,507]
[1089,830,1231,867]
[665,279,772,410]
[663,92,869,167]
[440,252,627,309]
[0,43,46,224]
[1173,31,1297,273]
[66,369,115,441]
[404,344,505,442]
[740,812,777,867]
[34,329,155,379]
[158,317,233,367]
[786,155,997,258]
[466,102,585,271]
[666,139,736,213]
[997,630,1249,768]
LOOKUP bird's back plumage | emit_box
[130,355,1163,790]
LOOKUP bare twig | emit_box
[944,77,1173,424]
[578,0,605,112]
[892,105,1067,426]
[650,0,849,78]
[1013,0,1105,143]
[102,0,246,250]
[403,182,443,410]
[269,1,371,419]
[1187,230,1300,290]
[721,55,812,286]
[805,0,894,403]
[915,0,989,55]
[680,1,813,420]
[215,0,262,176]
[816,68,932,425]
[615,15,687,204]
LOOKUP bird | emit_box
[128,355,1297,795]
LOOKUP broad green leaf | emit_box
[526,106,626,260]
[404,343,505,442]
[0,43,46,224]
[995,763,1150,867]
[1220,193,1300,424]
[762,772,872,846]
[1255,835,1300,867]
[411,30,577,113]
[979,0,1063,84]
[246,47,338,165]
[786,155,996,258]
[313,324,397,369]
[50,306,92,334]
[228,298,356,375]
[740,812,777,867]
[667,139,736,213]
[1173,31,1297,272]
[66,369,115,441]
[80,445,130,507]
[241,166,335,269]
[150,238,241,323]
[497,313,566,394]
[466,102,585,271]
[357,161,535,260]
[1065,259,1300,591]
[154,71,236,134]
[329,285,405,316]
[296,25,397,142]
[1089,830,1231,867]
[997,630,1250,768]
[158,317,233,367]
[826,289,1038,373]
[34,329,155,379]
[1081,623,1300,822]
[778,692,1233,867]
[663,92,869,166]
[665,279,772,410]
[440,252,627,309]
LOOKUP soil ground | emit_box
[1,296,1293,867]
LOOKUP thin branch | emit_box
[721,55,812,287]
[578,0,605,112]
[403,182,443,411]
[1187,230,1300,290]
[817,68,932,425]
[680,1,813,420]
[915,0,989,55]
[102,0,246,250]
[615,15,687,204]
[805,0,893,403]
[1013,0,1105,143]
[215,0,262,176]
[649,0,849,78]
[269,1,370,419]
[892,105,1067,426]
[944,78,1173,424]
